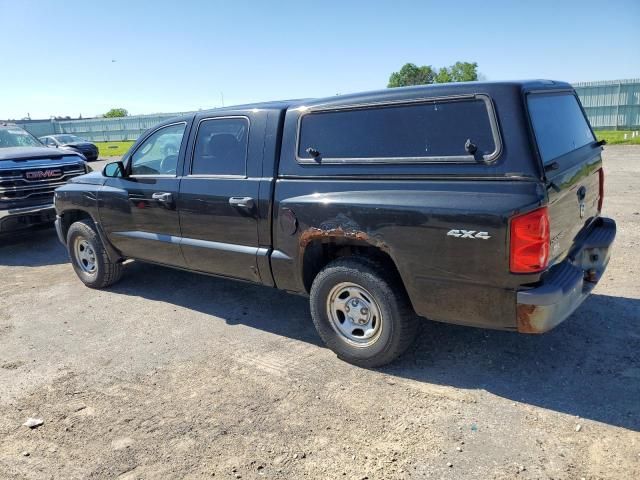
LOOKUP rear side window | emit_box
[297,96,499,163]
[527,93,595,164]
[191,117,249,176]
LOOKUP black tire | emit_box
[66,219,123,289]
[310,257,418,368]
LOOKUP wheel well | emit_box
[59,210,93,241]
[302,240,404,294]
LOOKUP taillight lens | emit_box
[510,207,550,273]
[598,168,604,212]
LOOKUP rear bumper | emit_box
[0,204,55,232]
[516,216,616,333]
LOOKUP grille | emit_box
[0,163,85,208]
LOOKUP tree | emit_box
[388,61,479,87]
[447,61,479,82]
[104,108,128,118]
[435,67,452,84]
[388,63,436,88]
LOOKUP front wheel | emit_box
[67,219,123,289]
[310,257,418,368]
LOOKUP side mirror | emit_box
[103,161,126,178]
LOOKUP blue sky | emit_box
[1,0,638,119]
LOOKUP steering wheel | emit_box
[160,154,178,175]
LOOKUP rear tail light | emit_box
[598,168,604,212]
[510,206,550,273]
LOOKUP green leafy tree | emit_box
[388,61,479,87]
[388,63,436,88]
[447,61,479,82]
[104,108,128,118]
[435,67,452,84]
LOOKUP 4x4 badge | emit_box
[447,229,491,240]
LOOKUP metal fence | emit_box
[54,113,193,142]
[13,119,57,138]
[574,79,640,130]
[14,112,193,142]
[10,79,640,141]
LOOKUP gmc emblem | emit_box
[25,169,62,180]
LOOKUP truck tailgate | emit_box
[546,148,602,264]
[527,92,604,265]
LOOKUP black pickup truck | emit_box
[54,81,616,367]
[1,124,88,233]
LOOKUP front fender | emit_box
[54,182,101,217]
[54,184,123,262]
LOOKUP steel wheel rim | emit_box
[326,282,383,347]
[74,238,97,274]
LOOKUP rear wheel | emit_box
[310,257,418,367]
[67,219,123,288]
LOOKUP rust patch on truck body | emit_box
[298,213,390,254]
[300,226,367,247]
[299,226,390,255]
[516,303,546,333]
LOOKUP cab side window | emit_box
[191,117,249,176]
[130,123,186,176]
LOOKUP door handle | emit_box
[152,192,173,203]
[228,196,254,209]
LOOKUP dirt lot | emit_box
[1,147,639,479]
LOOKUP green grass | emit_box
[594,130,640,145]
[95,141,135,157]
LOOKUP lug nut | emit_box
[360,308,369,315]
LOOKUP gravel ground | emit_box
[1,146,639,479]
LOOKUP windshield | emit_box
[0,128,42,148]
[54,134,86,143]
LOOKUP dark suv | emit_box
[40,135,99,162]
[54,81,615,367]
[0,124,88,233]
